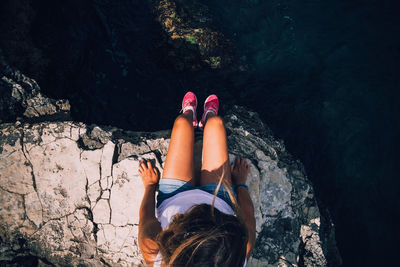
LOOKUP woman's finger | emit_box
[147,161,152,168]
[235,157,240,165]
[141,162,148,169]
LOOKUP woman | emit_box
[138,92,256,266]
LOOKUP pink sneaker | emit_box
[181,91,198,127]
[199,94,219,128]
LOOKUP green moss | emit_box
[185,35,197,44]
[208,56,222,68]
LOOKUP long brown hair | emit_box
[155,174,248,266]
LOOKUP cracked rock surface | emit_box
[0,106,340,266]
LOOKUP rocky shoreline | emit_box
[0,54,341,266]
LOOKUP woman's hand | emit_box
[138,159,160,189]
[230,157,250,185]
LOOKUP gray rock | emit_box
[0,50,70,123]
[0,106,341,266]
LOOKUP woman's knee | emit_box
[174,115,192,127]
[205,115,225,128]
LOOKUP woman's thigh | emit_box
[200,116,232,186]
[162,115,195,184]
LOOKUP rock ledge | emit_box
[0,51,340,267]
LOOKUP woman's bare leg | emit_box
[161,110,195,184]
[200,113,232,185]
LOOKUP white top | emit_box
[156,189,234,228]
[153,189,246,267]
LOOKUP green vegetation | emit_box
[208,56,222,68]
[185,35,197,44]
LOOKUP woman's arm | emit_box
[236,186,256,260]
[138,160,162,266]
[231,157,256,260]
[139,185,162,265]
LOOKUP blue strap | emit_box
[234,183,249,193]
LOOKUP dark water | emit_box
[2,0,400,266]
[200,1,400,265]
